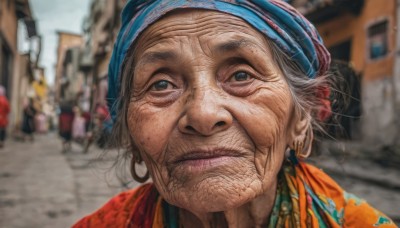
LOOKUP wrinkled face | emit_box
[128,10,298,213]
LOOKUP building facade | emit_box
[0,0,40,132]
[54,31,84,104]
[291,0,400,149]
[80,0,126,107]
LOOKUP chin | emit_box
[161,171,263,213]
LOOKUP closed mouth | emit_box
[171,148,242,164]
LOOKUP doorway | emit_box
[328,39,362,140]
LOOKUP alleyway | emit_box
[0,133,399,227]
[0,133,139,228]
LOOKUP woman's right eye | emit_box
[229,71,252,82]
[150,80,173,91]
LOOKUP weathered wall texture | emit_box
[316,0,398,145]
[55,32,83,102]
[82,0,127,106]
[63,47,85,102]
[0,0,18,53]
[10,54,31,130]
[0,0,21,132]
[316,0,396,81]
[392,0,400,145]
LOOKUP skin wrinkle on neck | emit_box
[126,10,306,227]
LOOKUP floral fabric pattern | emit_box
[73,162,396,228]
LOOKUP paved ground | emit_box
[0,133,139,228]
[309,156,400,224]
[0,133,399,227]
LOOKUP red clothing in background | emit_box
[59,112,74,133]
[0,96,10,128]
[95,104,110,121]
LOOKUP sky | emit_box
[25,0,91,86]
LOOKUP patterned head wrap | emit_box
[108,0,331,121]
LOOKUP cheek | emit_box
[127,103,176,163]
[235,83,293,148]
[231,82,293,176]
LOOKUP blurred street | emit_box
[0,133,140,228]
[0,133,399,227]
[310,155,400,224]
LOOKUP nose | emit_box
[178,87,233,136]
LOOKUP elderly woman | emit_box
[74,0,395,227]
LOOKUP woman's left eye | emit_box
[230,71,252,82]
[150,80,174,91]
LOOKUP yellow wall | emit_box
[316,0,396,81]
[32,73,47,100]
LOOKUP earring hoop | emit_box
[298,127,313,159]
[130,156,150,183]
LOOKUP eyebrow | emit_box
[138,51,178,66]
[215,39,255,53]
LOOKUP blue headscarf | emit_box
[108,0,330,121]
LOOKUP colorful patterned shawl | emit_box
[73,162,396,227]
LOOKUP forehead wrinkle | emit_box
[134,10,274,72]
[158,20,252,39]
[135,10,266,56]
[139,11,255,42]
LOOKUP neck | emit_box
[179,180,277,228]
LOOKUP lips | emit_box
[167,148,244,174]
[172,148,242,164]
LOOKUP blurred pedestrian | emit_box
[72,106,86,144]
[35,112,48,133]
[58,102,74,153]
[21,98,36,142]
[95,103,109,122]
[94,103,112,148]
[0,85,10,148]
[81,110,91,153]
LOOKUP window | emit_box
[368,20,388,60]
[329,39,352,62]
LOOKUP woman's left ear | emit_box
[287,110,313,158]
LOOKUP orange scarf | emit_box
[73,162,396,227]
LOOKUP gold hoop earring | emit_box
[130,156,150,183]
